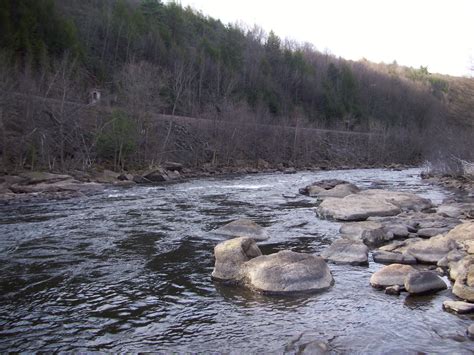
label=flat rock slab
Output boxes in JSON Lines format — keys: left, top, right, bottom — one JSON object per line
{"left": 405, "top": 235, "right": 455, "bottom": 264}
{"left": 243, "top": 250, "right": 334, "bottom": 294}
{"left": 358, "top": 189, "right": 433, "bottom": 212}
{"left": 211, "top": 219, "right": 270, "bottom": 241}
{"left": 317, "top": 194, "right": 401, "bottom": 221}
{"left": 321, "top": 239, "right": 369, "bottom": 265}
{"left": 370, "top": 264, "right": 416, "bottom": 288}
{"left": 443, "top": 300, "right": 474, "bottom": 314}
{"left": 19, "top": 171, "right": 72, "bottom": 184}
{"left": 404, "top": 271, "right": 447, "bottom": 294}
{"left": 317, "top": 187, "right": 432, "bottom": 222}
{"left": 372, "top": 250, "right": 417, "bottom": 265}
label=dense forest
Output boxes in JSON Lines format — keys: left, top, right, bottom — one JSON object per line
{"left": 0, "top": 0, "right": 473, "bottom": 172}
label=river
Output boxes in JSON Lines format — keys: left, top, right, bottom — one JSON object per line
{"left": 0, "top": 168, "right": 473, "bottom": 353}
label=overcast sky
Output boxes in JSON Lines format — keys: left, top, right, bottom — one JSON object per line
{"left": 169, "top": 0, "right": 474, "bottom": 77}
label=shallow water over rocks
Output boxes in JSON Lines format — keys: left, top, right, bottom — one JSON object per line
{"left": 0, "top": 168, "right": 473, "bottom": 353}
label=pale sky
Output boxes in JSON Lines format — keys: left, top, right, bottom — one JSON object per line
{"left": 170, "top": 0, "right": 474, "bottom": 77}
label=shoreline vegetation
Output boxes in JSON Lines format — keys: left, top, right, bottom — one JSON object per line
{"left": 0, "top": 0, "right": 473, "bottom": 176}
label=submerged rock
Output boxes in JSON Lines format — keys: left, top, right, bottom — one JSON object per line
{"left": 300, "top": 340, "right": 330, "bottom": 355}
{"left": 321, "top": 239, "right": 369, "bottom": 266}
{"left": 443, "top": 300, "right": 474, "bottom": 314}
{"left": 211, "top": 219, "right": 270, "bottom": 241}
{"left": 385, "top": 285, "right": 402, "bottom": 295}
{"left": 211, "top": 237, "right": 262, "bottom": 281}
{"left": 370, "top": 264, "right": 416, "bottom": 288}
{"left": 242, "top": 250, "right": 334, "bottom": 294}
{"left": 404, "top": 271, "right": 447, "bottom": 295}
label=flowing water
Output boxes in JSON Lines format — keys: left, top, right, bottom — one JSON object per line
{"left": 0, "top": 168, "right": 473, "bottom": 353}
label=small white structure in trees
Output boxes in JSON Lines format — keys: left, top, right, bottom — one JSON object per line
{"left": 89, "top": 89, "right": 101, "bottom": 104}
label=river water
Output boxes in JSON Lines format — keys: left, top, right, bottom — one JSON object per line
{"left": 0, "top": 168, "right": 473, "bottom": 353}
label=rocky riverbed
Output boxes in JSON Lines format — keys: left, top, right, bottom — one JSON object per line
{"left": 1, "top": 167, "right": 473, "bottom": 353}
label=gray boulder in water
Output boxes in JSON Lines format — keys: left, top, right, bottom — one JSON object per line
{"left": 211, "top": 237, "right": 334, "bottom": 294}
{"left": 211, "top": 237, "right": 262, "bottom": 282}
{"left": 321, "top": 239, "right": 369, "bottom": 266}
{"left": 404, "top": 271, "right": 447, "bottom": 294}
{"left": 372, "top": 250, "right": 417, "bottom": 265}
{"left": 242, "top": 250, "right": 334, "bottom": 294}
{"left": 317, "top": 189, "right": 432, "bottom": 221}
{"left": 339, "top": 221, "right": 390, "bottom": 247}
{"left": 370, "top": 264, "right": 417, "bottom": 288}
{"left": 211, "top": 219, "right": 270, "bottom": 241}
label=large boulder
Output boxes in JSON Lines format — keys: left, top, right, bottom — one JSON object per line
{"left": 452, "top": 265, "right": 474, "bottom": 302}
{"left": 372, "top": 250, "right": 417, "bottom": 265}
{"left": 143, "top": 168, "right": 170, "bottom": 182}
{"left": 405, "top": 235, "right": 456, "bottom": 264}
{"left": 242, "top": 250, "right": 334, "bottom": 294}
{"left": 162, "top": 161, "right": 183, "bottom": 172}
{"left": 449, "top": 255, "right": 474, "bottom": 281}
{"left": 321, "top": 239, "right": 369, "bottom": 266}
{"left": 417, "top": 228, "right": 449, "bottom": 238}
{"left": 445, "top": 221, "right": 474, "bottom": 251}
{"left": 370, "top": 264, "right": 416, "bottom": 288}
{"left": 437, "top": 249, "right": 467, "bottom": 269}
{"left": 339, "top": 221, "right": 390, "bottom": 247}
{"left": 317, "top": 194, "right": 401, "bottom": 221}
{"left": 211, "top": 237, "right": 262, "bottom": 282}
{"left": 211, "top": 219, "right": 270, "bottom": 241}
{"left": 404, "top": 271, "right": 447, "bottom": 294}
{"left": 358, "top": 189, "right": 433, "bottom": 212}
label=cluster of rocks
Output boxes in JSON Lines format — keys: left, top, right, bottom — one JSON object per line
{"left": 210, "top": 179, "right": 474, "bottom": 338}
{"left": 0, "top": 171, "right": 103, "bottom": 202}
{"left": 211, "top": 235, "right": 334, "bottom": 294}
{"left": 0, "top": 163, "right": 188, "bottom": 203}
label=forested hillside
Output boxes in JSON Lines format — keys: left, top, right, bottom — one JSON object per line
{"left": 0, "top": 0, "right": 472, "bottom": 172}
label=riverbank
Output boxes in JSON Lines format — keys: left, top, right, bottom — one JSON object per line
{"left": 421, "top": 173, "right": 474, "bottom": 194}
